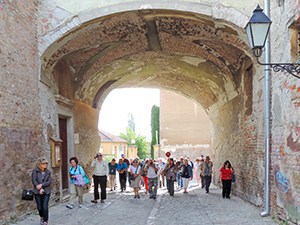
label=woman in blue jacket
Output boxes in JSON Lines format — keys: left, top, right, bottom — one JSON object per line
{"left": 181, "top": 158, "right": 193, "bottom": 194}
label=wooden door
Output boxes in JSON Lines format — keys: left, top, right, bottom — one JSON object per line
{"left": 59, "top": 118, "right": 69, "bottom": 189}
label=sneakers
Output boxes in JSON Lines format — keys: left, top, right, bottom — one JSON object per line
{"left": 66, "top": 204, "right": 74, "bottom": 209}
{"left": 79, "top": 204, "right": 82, "bottom": 208}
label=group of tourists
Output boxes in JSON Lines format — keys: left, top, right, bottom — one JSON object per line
{"left": 30, "top": 154, "right": 235, "bottom": 225}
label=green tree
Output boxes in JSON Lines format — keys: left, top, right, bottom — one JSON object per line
{"left": 120, "top": 127, "right": 135, "bottom": 144}
{"left": 120, "top": 127, "right": 149, "bottom": 159}
{"left": 128, "top": 113, "right": 135, "bottom": 132}
{"left": 135, "top": 135, "right": 149, "bottom": 159}
{"left": 120, "top": 114, "right": 149, "bottom": 159}
{"left": 151, "top": 105, "right": 160, "bottom": 159}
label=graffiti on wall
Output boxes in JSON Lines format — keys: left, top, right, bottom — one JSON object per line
{"left": 274, "top": 165, "right": 299, "bottom": 221}
{"left": 275, "top": 171, "right": 289, "bottom": 193}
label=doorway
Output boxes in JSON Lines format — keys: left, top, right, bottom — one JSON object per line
{"left": 59, "top": 117, "right": 69, "bottom": 189}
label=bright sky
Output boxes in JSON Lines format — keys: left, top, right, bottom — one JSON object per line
{"left": 98, "top": 88, "right": 160, "bottom": 141}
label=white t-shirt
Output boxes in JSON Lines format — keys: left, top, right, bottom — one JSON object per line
{"left": 130, "top": 165, "right": 141, "bottom": 174}
{"left": 147, "top": 165, "right": 159, "bottom": 178}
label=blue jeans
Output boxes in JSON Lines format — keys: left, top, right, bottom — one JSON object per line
{"left": 177, "top": 172, "right": 183, "bottom": 188}
{"left": 34, "top": 194, "right": 50, "bottom": 222}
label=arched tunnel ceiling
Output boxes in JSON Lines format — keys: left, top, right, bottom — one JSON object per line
{"left": 42, "top": 9, "right": 252, "bottom": 109}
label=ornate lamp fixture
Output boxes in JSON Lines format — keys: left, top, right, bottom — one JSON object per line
{"left": 245, "top": 5, "right": 300, "bottom": 78}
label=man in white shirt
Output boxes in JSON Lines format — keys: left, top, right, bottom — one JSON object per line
{"left": 145, "top": 159, "right": 159, "bottom": 199}
{"left": 91, "top": 153, "right": 109, "bottom": 203}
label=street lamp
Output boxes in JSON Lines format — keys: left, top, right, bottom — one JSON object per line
{"left": 245, "top": 5, "right": 300, "bottom": 78}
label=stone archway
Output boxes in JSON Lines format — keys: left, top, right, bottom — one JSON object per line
{"left": 40, "top": 8, "right": 259, "bottom": 206}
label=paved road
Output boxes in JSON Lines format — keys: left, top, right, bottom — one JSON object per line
{"left": 10, "top": 182, "right": 278, "bottom": 225}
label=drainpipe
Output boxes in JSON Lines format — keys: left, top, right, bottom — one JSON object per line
{"left": 261, "top": 0, "right": 271, "bottom": 217}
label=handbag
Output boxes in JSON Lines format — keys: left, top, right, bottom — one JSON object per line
{"left": 232, "top": 173, "right": 236, "bottom": 183}
{"left": 22, "top": 189, "right": 34, "bottom": 201}
{"left": 129, "top": 174, "right": 136, "bottom": 181}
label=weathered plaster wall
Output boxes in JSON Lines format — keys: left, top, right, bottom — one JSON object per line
{"left": 0, "top": 0, "right": 41, "bottom": 221}
{"left": 269, "top": 0, "right": 300, "bottom": 222}
{"left": 209, "top": 68, "right": 266, "bottom": 206}
{"left": 73, "top": 100, "right": 100, "bottom": 176}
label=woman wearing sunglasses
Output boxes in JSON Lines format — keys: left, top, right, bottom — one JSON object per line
{"left": 32, "top": 158, "right": 51, "bottom": 225}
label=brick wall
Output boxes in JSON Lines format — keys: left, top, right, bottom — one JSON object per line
{"left": 0, "top": 0, "right": 41, "bottom": 221}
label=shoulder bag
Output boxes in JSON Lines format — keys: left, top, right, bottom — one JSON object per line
{"left": 78, "top": 165, "right": 90, "bottom": 185}
{"left": 130, "top": 166, "right": 139, "bottom": 181}
{"left": 232, "top": 173, "right": 236, "bottom": 183}
{"left": 22, "top": 189, "right": 34, "bottom": 201}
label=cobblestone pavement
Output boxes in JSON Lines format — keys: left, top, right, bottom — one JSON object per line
{"left": 10, "top": 182, "right": 278, "bottom": 225}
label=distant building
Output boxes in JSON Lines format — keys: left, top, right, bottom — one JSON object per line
{"left": 159, "top": 90, "right": 211, "bottom": 160}
{"left": 99, "top": 130, "right": 128, "bottom": 158}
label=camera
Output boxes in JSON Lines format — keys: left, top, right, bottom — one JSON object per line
{"left": 94, "top": 154, "right": 102, "bottom": 159}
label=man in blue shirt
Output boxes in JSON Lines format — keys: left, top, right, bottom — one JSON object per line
{"left": 117, "top": 158, "right": 128, "bottom": 192}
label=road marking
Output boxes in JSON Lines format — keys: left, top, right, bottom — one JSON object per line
{"left": 146, "top": 195, "right": 162, "bottom": 225}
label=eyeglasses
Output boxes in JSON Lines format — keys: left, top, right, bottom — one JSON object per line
{"left": 42, "top": 162, "right": 48, "bottom": 165}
